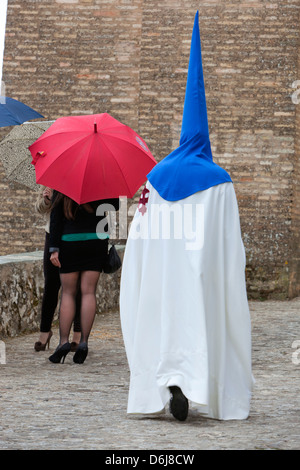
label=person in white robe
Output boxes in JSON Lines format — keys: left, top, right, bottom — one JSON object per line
{"left": 120, "top": 11, "right": 254, "bottom": 421}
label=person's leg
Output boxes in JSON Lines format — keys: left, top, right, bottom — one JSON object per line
{"left": 36, "top": 233, "right": 61, "bottom": 348}
{"left": 58, "top": 271, "right": 80, "bottom": 345}
{"left": 73, "top": 270, "right": 100, "bottom": 364}
{"left": 71, "top": 276, "right": 82, "bottom": 345}
{"left": 79, "top": 270, "right": 100, "bottom": 344}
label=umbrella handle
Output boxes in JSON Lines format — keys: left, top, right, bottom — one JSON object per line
{"left": 31, "top": 150, "right": 46, "bottom": 165}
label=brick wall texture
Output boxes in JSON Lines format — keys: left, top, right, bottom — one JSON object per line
{"left": 0, "top": 0, "right": 299, "bottom": 299}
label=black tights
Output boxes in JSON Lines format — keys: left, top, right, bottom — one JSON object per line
{"left": 40, "top": 233, "right": 81, "bottom": 333}
{"left": 59, "top": 271, "right": 100, "bottom": 345}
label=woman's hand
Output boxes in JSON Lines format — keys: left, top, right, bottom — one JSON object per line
{"left": 50, "top": 251, "right": 61, "bottom": 268}
{"left": 43, "top": 187, "right": 53, "bottom": 204}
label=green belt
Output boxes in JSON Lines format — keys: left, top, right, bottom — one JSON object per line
{"left": 61, "top": 233, "right": 109, "bottom": 241}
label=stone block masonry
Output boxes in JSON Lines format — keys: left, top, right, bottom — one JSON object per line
{"left": 0, "top": 252, "right": 44, "bottom": 337}
{"left": 0, "top": 0, "right": 299, "bottom": 299}
{"left": 0, "top": 249, "right": 123, "bottom": 338}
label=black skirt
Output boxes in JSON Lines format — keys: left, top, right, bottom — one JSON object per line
{"left": 59, "top": 239, "right": 108, "bottom": 274}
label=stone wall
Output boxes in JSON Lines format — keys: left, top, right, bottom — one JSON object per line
{"left": 0, "top": 249, "right": 123, "bottom": 338}
{"left": 289, "top": 18, "right": 300, "bottom": 298}
{"left": 0, "top": 1, "right": 299, "bottom": 298}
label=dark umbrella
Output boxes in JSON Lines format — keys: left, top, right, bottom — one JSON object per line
{"left": 0, "top": 96, "right": 43, "bottom": 127}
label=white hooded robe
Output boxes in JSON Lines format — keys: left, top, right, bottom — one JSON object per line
{"left": 120, "top": 180, "right": 253, "bottom": 420}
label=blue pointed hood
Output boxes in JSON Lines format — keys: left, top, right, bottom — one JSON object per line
{"left": 180, "top": 10, "right": 210, "bottom": 147}
{"left": 148, "top": 11, "right": 231, "bottom": 201}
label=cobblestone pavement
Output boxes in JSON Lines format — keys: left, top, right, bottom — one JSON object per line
{"left": 0, "top": 299, "right": 299, "bottom": 451}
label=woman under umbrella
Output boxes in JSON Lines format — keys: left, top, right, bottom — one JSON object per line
{"left": 29, "top": 112, "right": 156, "bottom": 364}
{"left": 48, "top": 192, "right": 119, "bottom": 364}
{"left": 34, "top": 186, "right": 81, "bottom": 353}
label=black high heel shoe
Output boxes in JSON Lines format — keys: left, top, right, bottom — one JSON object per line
{"left": 49, "top": 342, "right": 71, "bottom": 364}
{"left": 73, "top": 342, "right": 88, "bottom": 364}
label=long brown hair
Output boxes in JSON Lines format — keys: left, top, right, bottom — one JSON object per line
{"left": 63, "top": 196, "right": 76, "bottom": 220}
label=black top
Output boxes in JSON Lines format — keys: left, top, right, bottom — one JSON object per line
{"left": 49, "top": 192, "right": 120, "bottom": 252}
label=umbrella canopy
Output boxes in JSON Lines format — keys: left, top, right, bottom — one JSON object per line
{"left": 0, "top": 120, "right": 54, "bottom": 190}
{"left": 0, "top": 96, "right": 44, "bottom": 128}
{"left": 29, "top": 113, "right": 157, "bottom": 204}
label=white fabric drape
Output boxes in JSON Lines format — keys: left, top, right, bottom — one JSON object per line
{"left": 0, "top": 0, "right": 8, "bottom": 95}
{"left": 120, "top": 181, "right": 253, "bottom": 420}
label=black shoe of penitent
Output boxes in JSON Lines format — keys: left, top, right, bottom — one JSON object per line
{"left": 169, "top": 386, "right": 189, "bottom": 421}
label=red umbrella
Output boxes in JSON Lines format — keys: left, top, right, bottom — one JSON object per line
{"left": 29, "top": 113, "right": 156, "bottom": 204}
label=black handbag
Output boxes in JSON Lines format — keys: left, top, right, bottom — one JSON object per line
{"left": 103, "top": 244, "right": 122, "bottom": 274}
